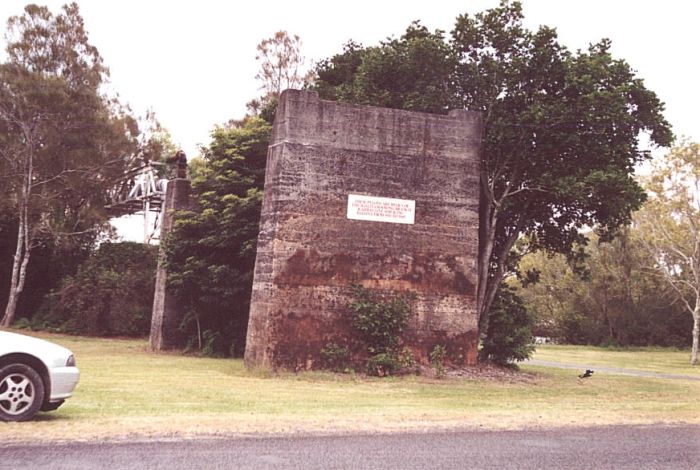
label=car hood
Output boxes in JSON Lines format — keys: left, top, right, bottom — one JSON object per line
{"left": 0, "top": 331, "right": 74, "bottom": 367}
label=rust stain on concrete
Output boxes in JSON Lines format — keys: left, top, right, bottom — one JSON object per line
{"left": 245, "top": 90, "right": 481, "bottom": 370}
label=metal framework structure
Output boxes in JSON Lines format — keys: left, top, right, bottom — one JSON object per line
{"left": 106, "top": 162, "right": 169, "bottom": 243}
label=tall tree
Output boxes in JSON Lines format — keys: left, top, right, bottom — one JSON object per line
{"left": 248, "top": 31, "right": 310, "bottom": 120}
{"left": 164, "top": 116, "right": 271, "bottom": 355}
{"left": 517, "top": 232, "right": 690, "bottom": 347}
{"left": 255, "top": 31, "right": 307, "bottom": 97}
{"left": 37, "top": 242, "right": 157, "bottom": 337}
{"left": 0, "top": 4, "right": 138, "bottom": 327}
{"left": 315, "top": 24, "right": 456, "bottom": 114}
{"left": 314, "top": 0, "right": 672, "bottom": 343}
{"left": 636, "top": 142, "right": 700, "bottom": 364}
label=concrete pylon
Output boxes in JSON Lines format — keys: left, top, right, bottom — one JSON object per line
{"left": 244, "top": 90, "right": 482, "bottom": 370}
{"left": 150, "top": 177, "right": 191, "bottom": 350}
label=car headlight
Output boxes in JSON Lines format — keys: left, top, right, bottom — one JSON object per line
{"left": 66, "top": 355, "right": 76, "bottom": 367}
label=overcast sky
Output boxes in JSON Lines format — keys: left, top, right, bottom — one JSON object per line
{"left": 1, "top": 1, "right": 697, "bottom": 241}
{"left": 1, "top": 0, "right": 698, "bottom": 158}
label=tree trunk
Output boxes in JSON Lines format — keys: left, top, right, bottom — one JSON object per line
{"left": 477, "top": 210, "right": 496, "bottom": 330}
{"left": 2, "top": 287, "right": 20, "bottom": 328}
{"left": 691, "top": 302, "right": 699, "bottom": 366}
{"left": 477, "top": 169, "right": 498, "bottom": 335}
{"left": 479, "top": 228, "right": 520, "bottom": 338}
{"left": 1, "top": 212, "right": 30, "bottom": 328}
{"left": 2, "top": 145, "right": 33, "bottom": 328}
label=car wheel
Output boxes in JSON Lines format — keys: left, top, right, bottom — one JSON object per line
{"left": 0, "top": 363, "right": 45, "bottom": 422}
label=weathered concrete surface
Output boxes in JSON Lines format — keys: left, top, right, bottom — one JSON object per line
{"left": 245, "top": 90, "right": 481, "bottom": 370}
{"left": 150, "top": 178, "right": 191, "bottom": 350}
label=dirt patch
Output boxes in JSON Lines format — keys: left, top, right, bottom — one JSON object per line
{"left": 417, "top": 363, "right": 538, "bottom": 383}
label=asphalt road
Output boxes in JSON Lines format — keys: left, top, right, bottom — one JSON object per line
{"left": 2, "top": 425, "right": 698, "bottom": 469}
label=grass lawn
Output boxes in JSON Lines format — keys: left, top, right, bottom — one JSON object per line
{"left": 531, "top": 344, "right": 700, "bottom": 377}
{"left": 1, "top": 331, "right": 698, "bottom": 442}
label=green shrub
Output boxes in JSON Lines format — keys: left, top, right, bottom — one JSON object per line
{"left": 429, "top": 344, "right": 447, "bottom": 378}
{"left": 397, "top": 347, "right": 418, "bottom": 373}
{"left": 347, "top": 284, "right": 412, "bottom": 355}
{"left": 346, "top": 284, "right": 414, "bottom": 376}
{"left": 11, "top": 317, "right": 32, "bottom": 330}
{"left": 365, "top": 353, "right": 401, "bottom": 377}
{"left": 201, "top": 330, "right": 225, "bottom": 357}
{"left": 164, "top": 117, "right": 271, "bottom": 357}
{"left": 33, "top": 242, "right": 157, "bottom": 337}
{"left": 320, "top": 342, "right": 351, "bottom": 372}
{"left": 479, "top": 285, "right": 535, "bottom": 365}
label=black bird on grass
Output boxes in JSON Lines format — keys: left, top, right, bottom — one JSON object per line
{"left": 578, "top": 369, "right": 594, "bottom": 379}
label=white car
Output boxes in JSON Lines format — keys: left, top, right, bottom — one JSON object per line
{"left": 0, "top": 331, "right": 80, "bottom": 422}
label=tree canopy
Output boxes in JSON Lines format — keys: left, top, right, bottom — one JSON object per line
{"left": 517, "top": 231, "right": 691, "bottom": 347}
{"left": 31, "top": 242, "right": 157, "bottom": 337}
{"left": 636, "top": 142, "right": 700, "bottom": 364}
{"left": 0, "top": 3, "right": 139, "bottom": 326}
{"left": 248, "top": 31, "right": 310, "bottom": 121}
{"left": 314, "top": 0, "right": 673, "bottom": 341}
{"left": 164, "top": 116, "right": 271, "bottom": 356}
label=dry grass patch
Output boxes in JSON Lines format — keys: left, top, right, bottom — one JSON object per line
{"left": 532, "top": 344, "right": 700, "bottom": 376}
{"left": 1, "top": 331, "right": 698, "bottom": 443}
